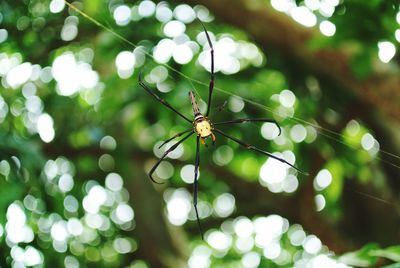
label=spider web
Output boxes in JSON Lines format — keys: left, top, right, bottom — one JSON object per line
{"left": 64, "top": 0, "right": 400, "bottom": 208}
{"left": 64, "top": 1, "right": 400, "bottom": 208}
{"left": 65, "top": 0, "right": 400, "bottom": 170}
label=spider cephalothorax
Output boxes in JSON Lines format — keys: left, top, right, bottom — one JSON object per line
{"left": 189, "top": 91, "right": 216, "bottom": 145}
{"left": 139, "top": 22, "right": 306, "bottom": 239}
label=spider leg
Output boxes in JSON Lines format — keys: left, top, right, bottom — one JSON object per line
{"left": 214, "top": 118, "right": 282, "bottom": 136}
{"left": 214, "top": 129, "right": 308, "bottom": 175}
{"left": 149, "top": 131, "right": 194, "bottom": 184}
{"left": 158, "top": 127, "right": 194, "bottom": 149}
{"left": 193, "top": 135, "right": 204, "bottom": 239}
{"left": 139, "top": 74, "right": 192, "bottom": 123}
{"left": 211, "top": 133, "right": 216, "bottom": 145}
{"left": 200, "top": 138, "right": 205, "bottom": 145}
{"left": 200, "top": 22, "right": 215, "bottom": 117}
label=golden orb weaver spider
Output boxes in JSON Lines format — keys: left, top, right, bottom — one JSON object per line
{"left": 139, "top": 22, "right": 306, "bottom": 239}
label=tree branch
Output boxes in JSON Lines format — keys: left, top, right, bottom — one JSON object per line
{"left": 119, "top": 156, "right": 189, "bottom": 268}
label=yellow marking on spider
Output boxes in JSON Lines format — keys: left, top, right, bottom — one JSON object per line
{"left": 195, "top": 120, "right": 213, "bottom": 138}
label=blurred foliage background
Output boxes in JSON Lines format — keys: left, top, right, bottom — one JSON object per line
{"left": 0, "top": 0, "right": 400, "bottom": 267}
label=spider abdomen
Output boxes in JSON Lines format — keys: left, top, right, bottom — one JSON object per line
{"left": 194, "top": 119, "right": 213, "bottom": 138}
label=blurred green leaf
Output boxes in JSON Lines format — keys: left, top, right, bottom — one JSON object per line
{"left": 324, "top": 160, "right": 344, "bottom": 203}
{"left": 350, "top": 49, "right": 374, "bottom": 80}
{"left": 370, "top": 246, "right": 400, "bottom": 262}
{"left": 0, "top": 182, "right": 24, "bottom": 223}
{"left": 339, "top": 243, "right": 380, "bottom": 267}
{"left": 382, "top": 263, "right": 400, "bottom": 268}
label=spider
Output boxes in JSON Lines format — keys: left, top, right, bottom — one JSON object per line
{"left": 139, "top": 23, "right": 305, "bottom": 239}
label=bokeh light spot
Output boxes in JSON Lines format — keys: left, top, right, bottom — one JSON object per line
{"left": 164, "top": 20, "right": 186, "bottom": 38}
{"left": 173, "top": 44, "right": 193, "bottom": 64}
{"left": 138, "top": 0, "right": 156, "bottom": 17}
{"left": 206, "top": 231, "right": 232, "bottom": 251}
{"left": 228, "top": 96, "right": 244, "bottom": 113}
{"left": 6, "top": 62, "right": 32, "bottom": 89}
{"left": 116, "top": 203, "right": 135, "bottom": 223}
{"left": 212, "top": 145, "right": 234, "bottom": 166}
{"left": 113, "top": 5, "right": 132, "bottom": 26}
{"left": 378, "top": 41, "right": 396, "bottom": 63}
{"left": 291, "top": 7, "right": 317, "bottom": 27}
{"left": 166, "top": 189, "right": 191, "bottom": 225}
{"left": 105, "top": 173, "right": 124, "bottom": 192}
{"left": 234, "top": 217, "right": 253, "bottom": 238}
{"left": 261, "top": 122, "right": 280, "bottom": 140}
{"left": 213, "top": 193, "right": 235, "bottom": 218}
{"left": 315, "top": 194, "right": 326, "bottom": 211}
{"left": 303, "top": 235, "right": 322, "bottom": 254}
{"left": 320, "top": 20, "right": 336, "bottom": 36}
{"left": 361, "top": 133, "right": 374, "bottom": 151}
{"left": 279, "top": 89, "right": 296, "bottom": 108}
{"left": 37, "top": 113, "right": 55, "bottom": 143}
{"left": 174, "top": 4, "right": 196, "bottom": 23}
{"left": 49, "top": 0, "right": 65, "bottom": 13}
{"left": 0, "top": 29, "right": 8, "bottom": 43}
{"left": 180, "top": 164, "right": 199, "bottom": 183}
{"left": 100, "top": 136, "right": 117, "bottom": 150}
{"left": 58, "top": 173, "right": 74, "bottom": 192}
{"left": 156, "top": 5, "right": 173, "bottom": 22}
{"left": 290, "top": 124, "right": 307, "bottom": 143}
{"left": 314, "top": 169, "right": 332, "bottom": 190}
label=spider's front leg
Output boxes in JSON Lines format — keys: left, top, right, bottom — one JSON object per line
{"left": 139, "top": 74, "right": 192, "bottom": 123}
{"left": 200, "top": 22, "right": 215, "bottom": 117}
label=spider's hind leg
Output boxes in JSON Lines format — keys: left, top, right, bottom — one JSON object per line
{"left": 214, "top": 129, "right": 308, "bottom": 175}
{"left": 158, "top": 128, "right": 193, "bottom": 149}
{"left": 193, "top": 135, "right": 204, "bottom": 239}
